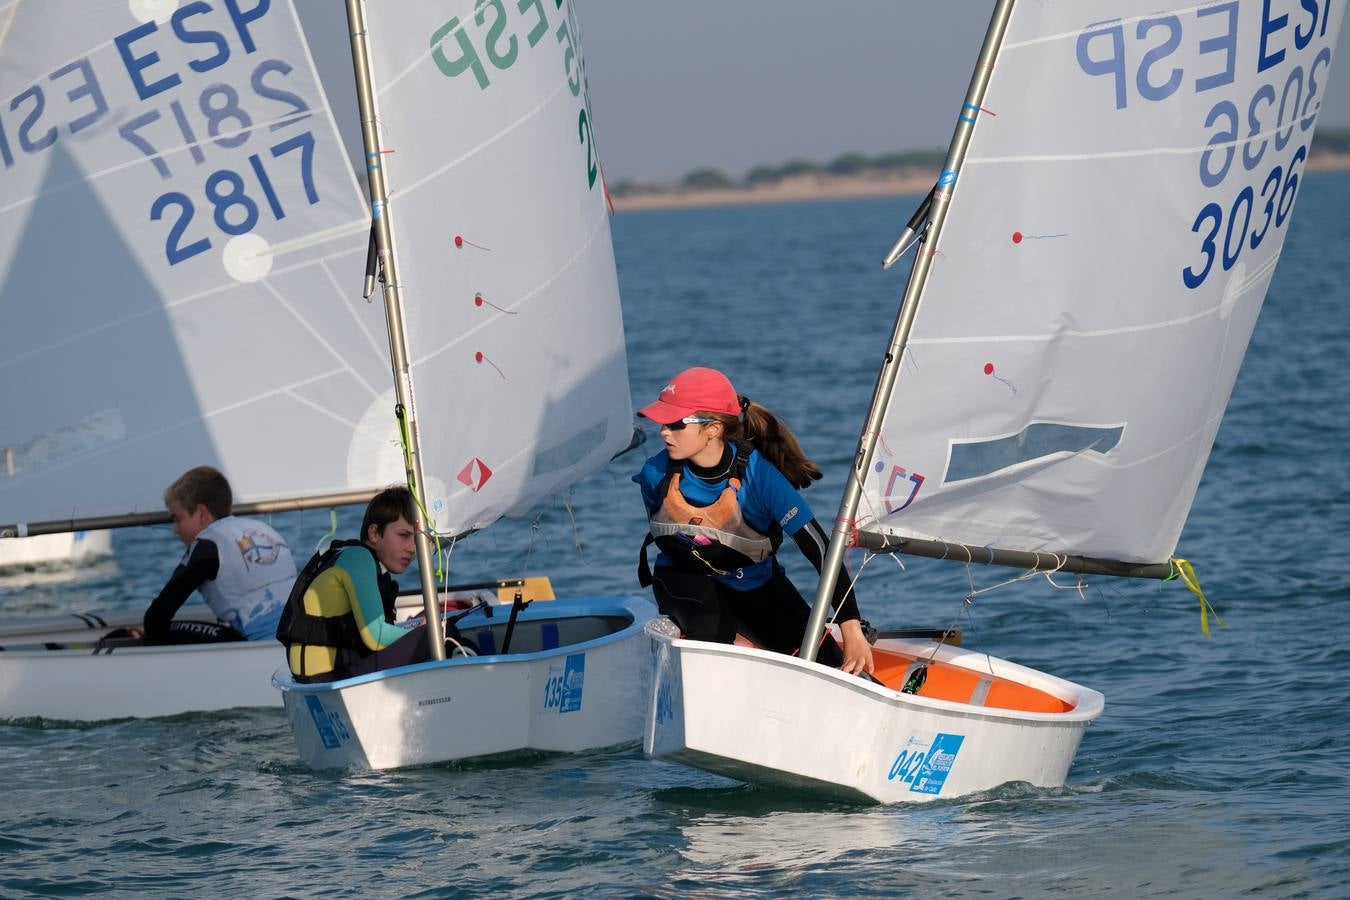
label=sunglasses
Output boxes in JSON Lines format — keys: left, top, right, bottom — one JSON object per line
{"left": 661, "top": 416, "right": 716, "bottom": 431}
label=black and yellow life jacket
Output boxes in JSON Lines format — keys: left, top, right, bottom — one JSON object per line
{"left": 638, "top": 444, "right": 782, "bottom": 585}
{"left": 274, "top": 540, "right": 397, "bottom": 653}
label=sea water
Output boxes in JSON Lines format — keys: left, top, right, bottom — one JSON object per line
{"left": 2, "top": 173, "right": 1348, "bottom": 897}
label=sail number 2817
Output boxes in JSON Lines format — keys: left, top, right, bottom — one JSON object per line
{"left": 152, "top": 131, "right": 317, "bottom": 265}
{"left": 124, "top": 56, "right": 322, "bottom": 267}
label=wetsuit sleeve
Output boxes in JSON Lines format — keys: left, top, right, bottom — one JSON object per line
{"left": 791, "top": 518, "right": 862, "bottom": 622}
{"left": 333, "top": 548, "right": 415, "bottom": 651}
{"left": 632, "top": 452, "right": 669, "bottom": 513}
{"left": 144, "top": 539, "right": 220, "bottom": 640}
{"left": 743, "top": 452, "right": 812, "bottom": 536}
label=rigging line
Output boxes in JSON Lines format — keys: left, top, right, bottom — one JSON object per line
{"left": 376, "top": 12, "right": 579, "bottom": 100}
{"left": 1112, "top": 405, "right": 1226, "bottom": 473}
{"left": 966, "top": 121, "right": 1321, "bottom": 166}
{"left": 823, "top": 547, "right": 873, "bottom": 634}
{"left": 0, "top": 107, "right": 341, "bottom": 219}
{"left": 523, "top": 512, "right": 548, "bottom": 571}
{"left": 181, "top": 365, "right": 350, "bottom": 421}
{"left": 260, "top": 280, "right": 381, "bottom": 398}
{"left": 278, "top": 0, "right": 368, "bottom": 206}
{"left": 909, "top": 267, "right": 1279, "bottom": 346}
{"left": 438, "top": 533, "right": 460, "bottom": 600}
{"left": 918, "top": 555, "right": 1069, "bottom": 670}
{"left": 0, "top": 0, "right": 20, "bottom": 56}
{"left": 383, "top": 76, "right": 570, "bottom": 201}
{"left": 1001, "top": 3, "right": 1261, "bottom": 52}
{"left": 409, "top": 201, "right": 610, "bottom": 367}
{"left": 282, "top": 389, "right": 359, "bottom": 430}
{"left": 319, "top": 258, "right": 391, "bottom": 369}
{"left": 922, "top": 580, "right": 980, "bottom": 669}
{"left": 561, "top": 490, "right": 587, "bottom": 563}
{"left": 0, "top": 364, "right": 351, "bottom": 490}
{"left": 0, "top": 241, "right": 369, "bottom": 375}
{"left": 968, "top": 558, "right": 1055, "bottom": 599}
{"left": 257, "top": 218, "right": 371, "bottom": 263}
{"left": 377, "top": 15, "right": 473, "bottom": 96}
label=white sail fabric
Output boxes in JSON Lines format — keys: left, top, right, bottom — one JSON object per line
{"left": 860, "top": 1, "right": 1342, "bottom": 563}
{"left": 362, "top": 0, "right": 631, "bottom": 535}
{"left": 0, "top": 2, "right": 392, "bottom": 526}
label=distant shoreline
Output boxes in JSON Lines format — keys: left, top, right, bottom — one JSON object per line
{"left": 611, "top": 152, "right": 1350, "bottom": 214}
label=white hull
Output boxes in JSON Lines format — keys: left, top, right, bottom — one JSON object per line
{"left": 0, "top": 531, "right": 113, "bottom": 571}
{"left": 0, "top": 591, "right": 540, "bottom": 722}
{"left": 277, "top": 596, "right": 656, "bottom": 770}
{"left": 645, "top": 619, "right": 1104, "bottom": 803}
{"left": 0, "top": 610, "right": 282, "bottom": 720}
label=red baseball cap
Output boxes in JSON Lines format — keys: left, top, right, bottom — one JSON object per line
{"left": 637, "top": 367, "right": 740, "bottom": 423}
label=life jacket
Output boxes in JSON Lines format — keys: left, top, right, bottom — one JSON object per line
{"left": 638, "top": 444, "right": 782, "bottom": 586}
{"left": 274, "top": 540, "right": 397, "bottom": 653}
{"left": 194, "top": 516, "right": 295, "bottom": 640}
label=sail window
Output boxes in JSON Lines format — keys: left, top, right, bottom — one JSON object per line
{"left": 532, "top": 421, "right": 608, "bottom": 476}
{"left": 3, "top": 409, "right": 127, "bottom": 476}
{"left": 944, "top": 423, "right": 1123, "bottom": 484}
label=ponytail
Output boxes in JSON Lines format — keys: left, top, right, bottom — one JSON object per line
{"left": 704, "top": 399, "right": 821, "bottom": 489}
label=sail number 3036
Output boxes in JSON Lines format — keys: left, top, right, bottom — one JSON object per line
{"left": 1182, "top": 143, "right": 1304, "bottom": 289}
{"left": 1179, "top": 45, "right": 1331, "bottom": 289}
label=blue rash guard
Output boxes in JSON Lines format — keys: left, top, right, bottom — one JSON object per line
{"left": 633, "top": 443, "right": 809, "bottom": 590}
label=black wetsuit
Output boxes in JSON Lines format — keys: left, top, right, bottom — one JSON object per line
{"left": 143, "top": 540, "right": 243, "bottom": 644}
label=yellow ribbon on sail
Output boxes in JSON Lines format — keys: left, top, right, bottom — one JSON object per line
{"left": 1169, "top": 558, "right": 1227, "bottom": 637}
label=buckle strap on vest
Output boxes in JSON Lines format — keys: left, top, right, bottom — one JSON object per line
{"left": 639, "top": 443, "right": 768, "bottom": 585}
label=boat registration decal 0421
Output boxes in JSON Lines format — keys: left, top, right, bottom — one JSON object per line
{"left": 888, "top": 732, "right": 965, "bottom": 795}
{"left": 543, "top": 653, "right": 585, "bottom": 713}
{"left": 305, "top": 696, "right": 351, "bottom": 750}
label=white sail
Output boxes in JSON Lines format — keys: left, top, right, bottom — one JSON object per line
{"left": 858, "top": 1, "right": 1342, "bottom": 564}
{"left": 359, "top": 0, "right": 631, "bottom": 536}
{"left": 0, "top": 2, "right": 395, "bottom": 528}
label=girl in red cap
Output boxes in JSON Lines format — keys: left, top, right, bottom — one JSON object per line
{"left": 634, "top": 367, "right": 874, "bottom": 675}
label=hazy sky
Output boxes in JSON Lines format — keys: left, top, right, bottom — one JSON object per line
{"left": 572, "top": 1, "right": 1350, "bottom": 183}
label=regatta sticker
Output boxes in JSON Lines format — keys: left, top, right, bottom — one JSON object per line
{"left": 237, "top": 529, "right": 283, "bottom": 568}
{"left": 305, "top": 696, "right": 351, "bottom": 750}
{"left": 883, "top": 466, "right": 924, "bottom": 513}
{"left": 887, "top": 731, "right": 965, "bottom": 795}
{"left": 543, "top": 652, "right": 585, "bottom": 713}
{"left": 457, "top": 457, "right": 493, "bottom": 492}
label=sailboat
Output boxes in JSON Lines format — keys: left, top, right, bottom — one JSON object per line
{"left": 270, "top": 0, "right": 656, "bottom": 770}
{"left": 0, "top": 0, "right": 382, "bottom": 720}
{"left": 646, "top": 0, "right": 1343, "bottom": 802}
{"left": 0, "top": 530, "right": 112, "bottom": 571}
{"left": 0, "top": 0, "right": 651, "bottom": 731}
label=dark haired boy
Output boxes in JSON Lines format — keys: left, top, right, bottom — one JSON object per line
{"left": 277, "top": 486, "right": 447, "bottom": 682}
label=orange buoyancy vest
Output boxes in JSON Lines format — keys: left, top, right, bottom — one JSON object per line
{"left": 639, "top": 445, "right": 781, "bottom": 584}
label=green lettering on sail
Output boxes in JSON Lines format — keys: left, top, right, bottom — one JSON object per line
{"left": 430, "top": 16, "right": 488, "bottom": 88}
